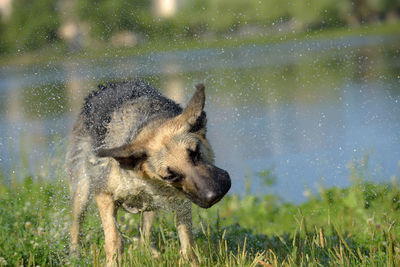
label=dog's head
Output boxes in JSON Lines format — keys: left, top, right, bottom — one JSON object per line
{"left": 97, "top": 84, "right": 231, "bottom": 208}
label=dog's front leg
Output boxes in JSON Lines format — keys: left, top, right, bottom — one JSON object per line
{"left": 176, "top": 203, "right": 198, "bottom": 266}
{"left": 95, "top": 192, "right": 122, "bottom": 266}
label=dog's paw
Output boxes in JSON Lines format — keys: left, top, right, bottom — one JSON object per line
{"left": 149, "top": 246, "right": 160, "bottom": 258}
{"left": 69, "top": 245, "right": 79, "bottom": 257}
{"left": 130, "top": 236, "right": 160, "bottom": 258}
{"left": 180, "top": 248, "right": 199, "bottom": 267}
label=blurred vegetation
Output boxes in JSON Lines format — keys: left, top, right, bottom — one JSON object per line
{"left": 1, "top": 156, "right": 400, "bottom": 265}
{"left": 21, "top": 83, "right": 67, "bottom": 119}
{"left": 1, "top": 0, "right": 60, "bottom": 52}
{"left": 0, "top": 0, "right": 399, "bottom": 56}
{"left": 77, "top": 0, "right": 151, "bottom": 40}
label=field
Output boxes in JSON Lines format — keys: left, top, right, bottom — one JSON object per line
{"left": 0, "top": 155, "right": 399, "bottom": 266}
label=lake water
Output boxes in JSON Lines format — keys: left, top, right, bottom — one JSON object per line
{"left": 0, "top": 34, "right": 399, "bottom": 202}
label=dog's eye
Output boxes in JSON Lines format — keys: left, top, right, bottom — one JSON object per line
{"left": 162, "top": 167, "right": 183, "bottom": 183}
{"left": 188, "top": 143, "right": 201, "bottom": 165}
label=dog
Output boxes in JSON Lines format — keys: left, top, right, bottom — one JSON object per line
{"left": 66, "top": 80, "right": 231, "bottom": 265}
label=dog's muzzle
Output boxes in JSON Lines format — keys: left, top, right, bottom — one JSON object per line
{"left": 184, "top": 165, "right": 231, "bottom": 209}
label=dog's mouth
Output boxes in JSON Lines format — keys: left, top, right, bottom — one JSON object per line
{"left": 182, "top": 190, "right": 226, "bottom": 209}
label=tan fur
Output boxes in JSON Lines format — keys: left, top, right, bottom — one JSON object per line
{"left": 66, "top": 82, "right": 230, "bottom": 266}
{"left": 95, "top": 193, "right": 123, "bottom": 264}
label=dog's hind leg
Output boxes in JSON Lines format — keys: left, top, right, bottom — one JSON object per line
{"left": 70, "top": 178, "right": 91, "bottom": 256}
{"left": 95, "top": 192, "right": 122, "bottom": 265}
{"left": 176, "top": 203, "right": 198, "bottom": 266}
{"left": 140, "top": 211, "right": 159, "bottom": 257}
{"left": 140, "top": 211, "right": 156, "bottom": 242}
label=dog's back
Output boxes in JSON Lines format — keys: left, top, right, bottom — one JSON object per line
{"left": 81, "top": 80, "right": 182, "bottom": 149}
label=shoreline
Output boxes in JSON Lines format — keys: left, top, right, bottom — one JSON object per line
{"left": 1, "top": 21, "right": 399, "bottom": 69}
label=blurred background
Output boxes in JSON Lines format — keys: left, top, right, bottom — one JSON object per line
{"left": 0, "top": 0, "right": 399, "bottom": 53}
{"left": 0, "top": 0, "right": 399, "bottom": 202}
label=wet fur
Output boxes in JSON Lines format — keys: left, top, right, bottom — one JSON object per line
{"left": 82, "top": 80, "right": 182, "bottom": 148}
{"left": 66, "top": 80, "right": 221, "bottom": 265}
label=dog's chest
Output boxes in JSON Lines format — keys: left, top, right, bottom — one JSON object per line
{"left": 109, "top": 168, "right": 185, "bottom": 213}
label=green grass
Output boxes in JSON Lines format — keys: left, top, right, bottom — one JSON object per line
{"left": 0, "top": 156, "right": 400, "bottom": 266}
{"left": 2, "top": 21, "right": 400, "bottom": 68}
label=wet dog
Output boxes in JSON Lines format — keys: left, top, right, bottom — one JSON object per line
{"left": 66, "top": 80, "right": 231, "bottom": 265}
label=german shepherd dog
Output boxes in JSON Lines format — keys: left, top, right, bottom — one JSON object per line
{"left": 66, "top": 80, "right": 231, "bottom": 265}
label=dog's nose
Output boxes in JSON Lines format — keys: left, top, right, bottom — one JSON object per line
{"left": 205, "top": 191, "right": 218, "bottom": 203}
{"left": 204, "top": 190, "right": 227, "bottom": 207}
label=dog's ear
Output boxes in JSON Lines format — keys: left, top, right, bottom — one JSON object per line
{"left": 96, "top": 144, "right": 147, "bottom": 169}
{"left": 175, "top": 83, "right": 206, "bottom": 133}
{"left": 189, "top": 110, "right": 207, "bottom": 136}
